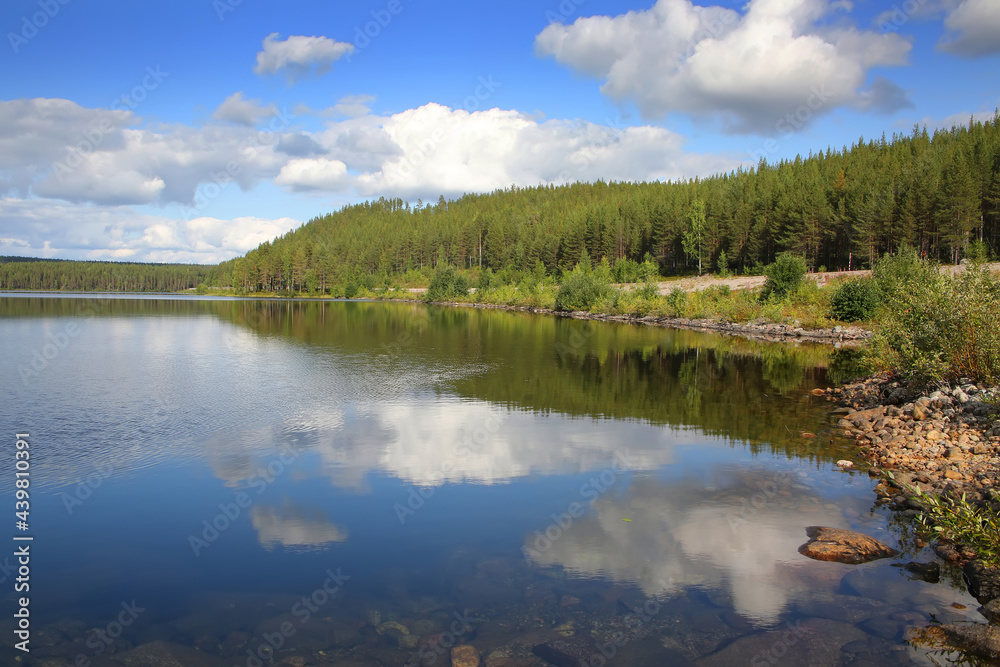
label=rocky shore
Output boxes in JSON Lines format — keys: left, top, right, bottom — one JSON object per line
{"left": 430, "top": 299, "right": 873, "bottom": 345}
{"left": 823, "top": 373, "right": 1000, "bottom": 659}
{"left": 827, "top": 374, "right": 1000, "bottom": 516}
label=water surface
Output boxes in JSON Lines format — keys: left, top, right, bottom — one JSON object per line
{"left": 0, "top": 295, "right": 982, "bottom": 666}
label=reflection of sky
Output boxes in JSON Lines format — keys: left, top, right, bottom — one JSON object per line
{"left": 250, "top": 503, "right": 348, "bottom": 550}
{"left": 521, "top": 465, "right": 970, "bottom": 626}
{"left": 2, "top": 303, "right": 982, "bottom": 634}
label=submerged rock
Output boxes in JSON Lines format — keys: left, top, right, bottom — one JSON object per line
{"left": 696, "top": 618, "right": 866, "bottom": 666}
{"left": 452, "top": 644, "right": 481, "bottom": 667}
{"left": 938, "top": 623, "right": 1000, "bottom": 660}
{"left": 531, "top": 633, "right": 599, "bottom": 667}
{"left": 797, "top": 526, "right": 898, "bottom": 564}
{"left": 115, "top": 640, "right": 226, "bottom": 666}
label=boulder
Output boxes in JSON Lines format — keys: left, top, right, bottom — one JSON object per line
{"left": 798, "top": 527, "right": 898, "bottom": 564}
{"left": 965, "top": 561, "right": 1000, "bottom": 604}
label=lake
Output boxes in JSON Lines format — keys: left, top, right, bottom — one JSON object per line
{"left": 0, "top": 295, "right": 983, "bottom": 666}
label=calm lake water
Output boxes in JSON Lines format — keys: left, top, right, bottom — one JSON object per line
{"left": 0, "top": 295, "right": 984, "bottom": 666}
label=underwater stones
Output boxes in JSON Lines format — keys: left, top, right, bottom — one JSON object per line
{"left": 452, "top": 644, "right": 481, "bottom": 667}
{"left": 695, "top": 618, "right": 866, "bottom": 667}
{"left": 798, "top": 526, "right": 898, "bottom": 564}
{"left": 531, "top": 633, "right": 600, "bottom": 667}
{"left": 115, "top": 640, "right": 227, "bottom": 666}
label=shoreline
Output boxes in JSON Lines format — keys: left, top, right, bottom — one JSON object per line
{"left": 824, "top": 374, "right": 1000, "bottom": 605}
{"left": 422, "top": 299, "right": 873, "bottom": 346}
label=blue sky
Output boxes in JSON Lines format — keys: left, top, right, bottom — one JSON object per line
{"left": 1, "top": 0, "right": 997, "bottom": 263}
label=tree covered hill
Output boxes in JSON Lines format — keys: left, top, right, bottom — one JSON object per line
{"left": 211, "top": 116, "right": 1000, "bottom": 294}
{"left": 2, "top": 116, "right": 998, "bottom": 294}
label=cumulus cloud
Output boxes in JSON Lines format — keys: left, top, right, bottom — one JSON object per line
{"left": 1, "top": 96, "right": 742, "bottom": 259}
{"left": 0, "top": 198, "right": 298, "bottom": 263}
{"left": 275, "top": 157, "right": 350, "bottom": 192}
{"left": 344, "top": 103, "right": 733, "bottom": 199}
{"left": 253, "top": 33, "right": 354, "bottom": 78}
{"left": 535, "top": 0, "right": 912, "bottom": 133}
{"left": 938, "top": 0, "right": 1000, "bottom": 57}
{"left": 212, "top": 91, "right": 279, "bottom": 126}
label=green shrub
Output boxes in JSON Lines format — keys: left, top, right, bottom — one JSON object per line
{"left": 555, "top": 269, "right": 611, "bottom": 312}
{"left": 424, "top": 266, "right": 469, "bottom": 303}
{"left": 343, "top": 281, "right": 359, "bottom": 299}
{"left": 761, "top": 253, "right": 807, "bottom": 301}
{"left": 665, "top": 287, "right": 687, "bottom": 316}
{"left": 868, "top": 262, "right": 1000, "bottom": 382}
{"left": 830, "top": 279, "right": 879, "bottom": 322}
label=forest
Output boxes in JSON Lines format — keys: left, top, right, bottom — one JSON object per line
{"left": 211, "top": 116, "right": 1000, "bottom": 294}
{"left": 0, "top": 256, "right": 211, "bottom": 292}
{"left": 2, "top": 115, "right": 998, "bottom": 294}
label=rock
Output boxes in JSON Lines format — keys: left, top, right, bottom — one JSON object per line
{"left": 559, "top": 595, "right": 581, "bottom": 607}
{"left": 938, "top": 623, "right": 1000, "bottom": 660}
{"left": 965, "top": 561, "right": 1000, "bottom": 604}
{"left": 836, "top": 460, "right": 854, "bottom": 469}
{"left": 695, "top": 618, "right": 867, "bottom": 666}
{"left": 944, "top": 469, "right": 964, "bottom": 480}
{"left": 116, "top": 641, "right": 226, "bottom": 666}
{"left": 532, "top": 633, "right": 599, "bottom": 667}
{"left": 897, "top": 561, "right": 940, "bottom": 583}
{"left": 798, "top": 526, "right": 899, "bottom": 564}
{"left": 981, "top": 598, "right": 1000, "bottom": 624}
{"left": 811, "top": 388, "right": 826, "bottom": 396}
{"left": 452, "top": 644, "right": 481, "bottom": 667}
{"left": 912, "top": 404, "right": 928, "bottom": 421}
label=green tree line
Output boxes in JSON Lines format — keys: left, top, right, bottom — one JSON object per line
{"left": 211, "top": 115, "right": 1000, "bottom": 293}
{"left": 0, "top": 257, "right": 211, "bottom": 292}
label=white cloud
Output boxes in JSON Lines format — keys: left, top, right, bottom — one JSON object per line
{"left": 535, "top": 0, "right": 912, "bottom": 133}
{"left": 347, "top": 103, "right": 735, "bottom": 199}
{"left": 1, "top": 97, "right": 741, "bottom": 260}
{"left": 275, "top": 157, "right": 350, "bottom": 192}
{"left": 254, "top": 33, "right": 354, "bottom": 78}
{"left": 0, "top": 197, "right": 298, "bottom": 263}
{"left": 212, "top": 91, "right": 279, "bottom": 126}
{"left": 938, "top": 0, "right": 1000, "bottom": 57}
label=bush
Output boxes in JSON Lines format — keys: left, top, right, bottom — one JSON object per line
{"left": 555, "top": 269, "right": 611, "bottom": 312}
{"left": 761, "top": 253, "right": 807, "bottom": 300}
{"left": 830, "top": 279, "right": 879, "bottom": 322}
{"left": 665, "top": 287, "right": 687, "bottom": 316}
{"left": 424, "top": 266, "right": 469, "bottom": 303}
{"left": 868, "top": 263, "right": 1000, "bottom": 382}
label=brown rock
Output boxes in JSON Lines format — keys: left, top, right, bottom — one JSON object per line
{"left": 453, "top": 644, "right": 481, "bottom": 667}
{"left": 559, "top": 595, "right": 581, "bottom": 607}
{"left": 798, "top": 526, "right": 898, "bottom": 564}
{"left": 944, "top": 469, "right": 964, "bottom": 480}
{"left": 913, "top": 404, "right": 928, "bottom": 421}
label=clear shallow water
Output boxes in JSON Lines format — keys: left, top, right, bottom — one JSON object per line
{"left": 0, "top": 295, "right": 984, "bottom": 666}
